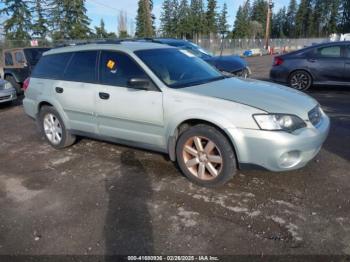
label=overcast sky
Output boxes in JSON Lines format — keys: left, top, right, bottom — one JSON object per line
{"left": 86, "top": 0, "right": 290, "bottom": 34}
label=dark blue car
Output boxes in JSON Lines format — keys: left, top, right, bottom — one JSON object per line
{"left": 146, "top": 38, "right": 251, "bottom": 78}
{"left": 270, "top": 41, "right": 350, "bottom": 91}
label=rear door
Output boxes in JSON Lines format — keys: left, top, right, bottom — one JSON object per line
{"left": 56, "top": 51, "right": 99, "bottom": 133}
{"left": 95, "top": 50, "right": 165, "bottom": 148}
{"left": 345, "top": 45, "right": 350, "bottom": 83}
{"left": 307, "top": 45, "right": 345, "bottom": 83}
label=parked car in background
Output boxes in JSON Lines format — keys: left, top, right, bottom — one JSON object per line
{"left": 270, "top": 41, "right": 350, "bottom": 91}
{"left": 2, "top": 47, "right": 50, "bottom": 94}
{"left": 143, "top": 38, "right": 251, "bottom": 78}
{"left": 0, "top": 79, "right": 16, "bottom": 105}
{"left": 23, "top": 41, "right": 329, "bottom": 187}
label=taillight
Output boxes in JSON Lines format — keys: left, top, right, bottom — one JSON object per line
{"left": 273, "top": 56, "right": 284, "bottom": 66}
{"left": 23, "top": 77, "right": 30, "bottom": 91}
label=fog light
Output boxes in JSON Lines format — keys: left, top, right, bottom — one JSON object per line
{"left": 279, "top": 151, "right": 301, "bottom": 168}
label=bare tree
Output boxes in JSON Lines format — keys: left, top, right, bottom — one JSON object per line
{"left": 117, "top": 10, "right": 128, "bottom": 38}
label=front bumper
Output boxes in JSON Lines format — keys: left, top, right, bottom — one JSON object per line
{"left": 0, "top": 88, "right": 17, "bottom": 103}
{"left": 225, "top": 114, "right": 330, "bottom": 172}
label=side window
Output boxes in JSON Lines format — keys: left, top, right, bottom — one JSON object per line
{"left": 99, "top": 51, "right": 149, "bottom": 87}
{"left": 63, "top": 51, "right": 98, "bottom": 83}
{"left": 346, "top": 46, "right": 350, "bottom": 58}
{"left": 31, "top": 53, "right": 72, "bottom": 79}
{"left": 4, "top": 52, "right": 13, "bottom": 66}
{"left": 15, "top": 51, "right": 25, "bottom": 64}
{"left": 317, "top": 46, "right": 341, "bottom": 58}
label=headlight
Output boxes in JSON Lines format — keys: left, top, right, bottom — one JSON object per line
{"left": 253, "top": 114, "right": 306, "bottom": 132}
{"left": 4, "top": 82, "right": 13, "bottom": 90}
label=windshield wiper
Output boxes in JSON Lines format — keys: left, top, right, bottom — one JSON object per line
{"left": 171, "top": 75, "right": 227, "bottom": 88}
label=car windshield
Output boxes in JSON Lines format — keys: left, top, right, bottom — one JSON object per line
{"left": 135, "top": 48, "right": 224, "bottom": 88}
{"left": 24, "top": 48, "right": 50, "bottom": 65}
{"left": 164, "top": 41, "right": 213, "bottom": 59}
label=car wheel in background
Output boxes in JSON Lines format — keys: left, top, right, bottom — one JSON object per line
{"left": 5, "top": 75, "right": 23, "bottom": 95}
{"left": 288, "top": 70, "right": 312, "bottom": 91}
{"left": 39, "top": 106, "right": 76, "bottom": 149}
{"left": 176, "top": 124, "right": 237, "bottom": 187}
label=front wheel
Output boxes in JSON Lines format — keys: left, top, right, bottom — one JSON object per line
{"left": 176, "top": 124, "right": 237, "bottom": 187}
{"left": 288, "top": 70, "right": 312, "bottom": 91}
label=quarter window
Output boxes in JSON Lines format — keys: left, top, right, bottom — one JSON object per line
{"left": 15, "top": 52, "right": 25, "bottom": 64}
{"left": 31, "top": 53, "right": 73, "bottom": 79}
{"left": 99, "top": 51, "right": 149, "bottom": 87}
{"left": 317, "top": 46, "right": 341, "bottom": 57}
{"left": 4, "top": 52, "right": 13, "bottom": 66}
{"left": 63, "top": 51, "right": 98, "bottom": 83}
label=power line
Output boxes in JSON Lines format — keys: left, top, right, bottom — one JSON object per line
{"left": 87, "top": 0, "right": 136, "bottom": 22}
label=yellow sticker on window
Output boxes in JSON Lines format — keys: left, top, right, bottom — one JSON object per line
{"left": 107, "top": 59, "right": 116, "bottom": 70}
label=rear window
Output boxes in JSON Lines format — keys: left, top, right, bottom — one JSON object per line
{"left": 24, "top": 48, "right": 50, "bottom": 65}
{"left": 32, "top": 53, "right": 72, "bottom": 79}
{"left": 63, "top": 51, "right": 98, "bottom": 83}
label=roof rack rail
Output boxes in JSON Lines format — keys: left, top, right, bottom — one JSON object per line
{"left": 52, "top": 38, "right": 141, "bottom": 48}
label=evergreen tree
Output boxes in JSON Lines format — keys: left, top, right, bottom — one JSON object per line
{"left": 177, "top": 0, "right": 191, "bottom": 38}
{"left": 218, "top": 3, "right": 229, "bottom": 36}
{"left": 340, "top": 0, "right": 350, "bottom": 33}
{"left": 94, "top": 19, "right": 109, "bottom": 39}
{"left": 0, "top": 0, "right": 32, "bottom": 40}
{"left": 251, "top": 0, "right": 267, "bottom": 38}
{"left": 32, "top": 0, "right": 48, "bottom": 39}
{"left": 160, "top": 0, "right": 172, "bottom": 36}
{"left": 48, "top": 0, "right": 91, "bottom": 40}
{"left": 271, "top": 7, "right": 286, "bottom": 38}
{"left": 136, "top": 0, "right": 155, "bottom": 37}
{"left": 295, "top": 0, "right": 312, "bottom": 37}
{"left": 189, "top": 0, "right": 206, "bottom": 40}
{"left": 285, "top": 0, "right": 297, "bottom": 38}
{"left": 233, "top": 1, "right": 251, "bottom": 38}
{"left": 206, "top": 0, "right": 218, "bottom": 37}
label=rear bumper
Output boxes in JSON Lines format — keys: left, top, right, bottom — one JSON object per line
{"left": 226, "top": 114, "right": 330, "bottom": 172}
{"left": 0, "top": 88, "right": 17, "bottom": 103}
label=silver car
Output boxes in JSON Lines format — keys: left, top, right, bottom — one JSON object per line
{"left": 0, "top": 79, "right": 17, "bottom": 104}
{"left": 23, "top": 42, "right": 330, "bottom": 187}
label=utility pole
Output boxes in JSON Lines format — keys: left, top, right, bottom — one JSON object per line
{"left": 264, "top": 0, "right": 273, "bottom": 50}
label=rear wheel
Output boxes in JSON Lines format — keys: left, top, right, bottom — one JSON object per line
{"left": 39, "top": 106, "right": 76, "bottom": 149}
{"left": 5, "top": 75, "right": 22, "bottom": 95}
{"left": 176, "top": 124, "right": 237, "bottom": 187}
{"left": 288, "top": 70, "right": 312, "bottom": 91}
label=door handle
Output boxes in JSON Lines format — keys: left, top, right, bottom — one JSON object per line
{"left": 99, "top": 92, "right": 110, "bottom": 100}
{"left": 307, "top": 58, "right": 317, "bottom": 63}
{"left": 55, "top": 87, "right": 64, "bottom": 93}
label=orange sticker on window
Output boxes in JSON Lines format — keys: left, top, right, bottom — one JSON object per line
{"left": 107, "top": 59, "right": 116, "bottom": 70}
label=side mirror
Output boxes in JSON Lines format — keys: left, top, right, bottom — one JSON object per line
{"left": 127, "top": 78, "right": 150, "bottom": 90}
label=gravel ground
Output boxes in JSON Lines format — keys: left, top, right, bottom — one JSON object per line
{"left": 0, "top": 56, "right": 349, "bottom": 258}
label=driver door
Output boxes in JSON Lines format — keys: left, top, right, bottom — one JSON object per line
{"left": 95, "top": 50, "right": 165, "bottom": 148}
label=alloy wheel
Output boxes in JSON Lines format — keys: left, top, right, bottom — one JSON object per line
{"left": 43, "top": 113, "right": 62, "bottom": 145}
{"left": 290, "top": 72, "right": 310, "bottom": 90}
{"left": 182, "top": 136, "right": 223, "bottom": 181}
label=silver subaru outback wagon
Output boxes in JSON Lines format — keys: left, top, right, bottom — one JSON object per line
{"left": 23, "top": 41, "right": 330, "bottom": 187}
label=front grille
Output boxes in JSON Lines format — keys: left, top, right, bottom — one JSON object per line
{"left": 308, "top": 105, "right": 322, "bottom": 126}
{"left": 0, "top": 95, "right": 10, "bottom": 101}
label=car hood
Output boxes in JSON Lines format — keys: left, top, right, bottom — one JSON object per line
{"left": 205, "top": 55, "right": 247, "bottom": 72}
{"left": 182, "top": 78, "right": 317, "bottom": 119}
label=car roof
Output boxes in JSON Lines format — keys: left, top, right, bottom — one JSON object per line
{"left": 44, "top": 41, "right": 170, "bottom": 56}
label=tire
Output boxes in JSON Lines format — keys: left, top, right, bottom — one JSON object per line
{"left": 288, "top": 70, "right": 312, "bottom": 91}
{"left": 5, "top": 75, "right": 23, "bottom": 95}
{"left": 175, "top": 124, "right": 237, "bottom": 187}
{"left": 39, "top": 106, "right": 76, "bottom": 149}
